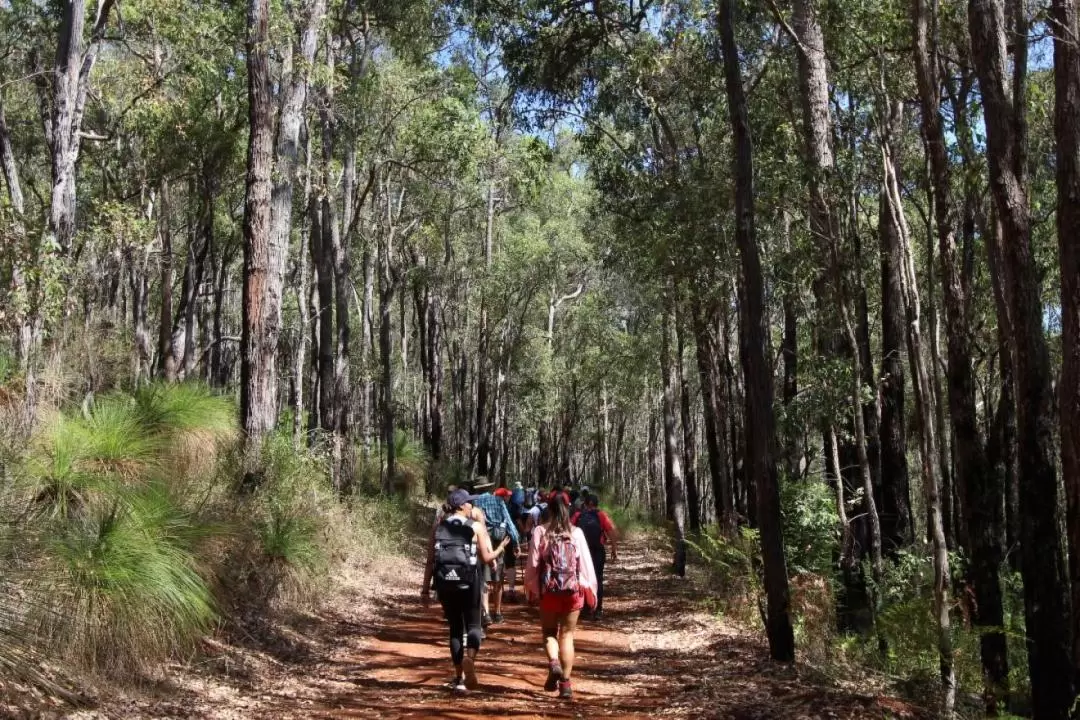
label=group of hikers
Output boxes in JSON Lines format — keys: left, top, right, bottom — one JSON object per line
{"left": 421, "top": 477, "right": 619, "bottom": 700}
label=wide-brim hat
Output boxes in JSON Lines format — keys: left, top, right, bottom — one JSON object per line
{"left": 472, "top": 477, "right": 496, "bottom": 491}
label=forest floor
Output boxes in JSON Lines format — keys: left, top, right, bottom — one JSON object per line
{"left": 47, "top": 534, "right": 932, "bottom": 720}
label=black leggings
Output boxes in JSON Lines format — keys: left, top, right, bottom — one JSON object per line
{"left": 438, "top": 583, "right": 482, "bottom": 666}
{"left": 591, "top": 547, "right": 606, "bottom": 612}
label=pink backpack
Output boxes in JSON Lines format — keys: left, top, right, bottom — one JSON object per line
{"left": 541, "top": 532, "right": 580, "bottom": 596}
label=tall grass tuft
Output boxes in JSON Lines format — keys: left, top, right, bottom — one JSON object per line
{"left": 10, "top": 383, "right": 232, "bottom": 677}
{"left": 392, "top": 429, "right": 429, "bottom": 496}
{"left": 44, "top": 482, "right": 217, "bottom": 673}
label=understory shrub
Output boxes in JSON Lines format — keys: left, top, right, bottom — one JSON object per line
{"left": 0, "top": 381, "right": 417, "bottom": 689}
{"left": 8, "top": 383, "right": 232, "bottom": 675}
{"left": 688, "top": 526, "right": 762, "bottom": 625}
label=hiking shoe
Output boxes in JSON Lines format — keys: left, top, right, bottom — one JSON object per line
{"left": 544, "top": 661, "right": 563, "bottom": 691}
{"left": 492, "top": 612, "right": 504, "bottom": 624}
{"left": 447, "top": 676, "right": 466, "bottom": 692}
{"left": 481, "top": 613, "right": 492, "bottom": 628}
{"left": 462, "top": 654, "right": 479, "bottom": 690}
{"left": 558, "top": 679, "right": 573, "bottom": 699}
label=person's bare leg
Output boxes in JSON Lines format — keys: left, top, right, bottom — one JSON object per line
{"left": 540, "top": 609, "right": 560, "bottom": 661}
{"left": 493, "top": 581, "right": 504, "bottom": 616}
{"left": 558, "top": 610, "right": 580, "bottom": 679}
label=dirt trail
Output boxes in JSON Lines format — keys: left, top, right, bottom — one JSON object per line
{"left": 300, "top": 541, "right": 928, "bottom": 720}
{"left": 315, "top": 547, "right": 672, "bottom": 720}
{"left": 63, "top": 537, "right": 931, "bottom": 720}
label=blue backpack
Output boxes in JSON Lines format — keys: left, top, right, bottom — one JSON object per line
{"left": 509, "top": 487, "right": 526, "bottom": 522}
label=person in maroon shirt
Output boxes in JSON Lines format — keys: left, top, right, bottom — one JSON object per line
{"left": 570, "top": 492, "right": 618, "bottom": 620}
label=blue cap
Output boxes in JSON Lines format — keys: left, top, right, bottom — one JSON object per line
{"left": 447, "top": 488, "right": 478, "bottom": 509}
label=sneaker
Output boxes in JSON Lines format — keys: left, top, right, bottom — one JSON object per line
{"left": 462, "top": 654, "right": 479, "bottom": 690}
{"left": 447, "top": 676, "right": 466, "bottom": 692}
{"left": 481, "top": 613, "right": 492, "bottom": 628}
{"left": 558, "top": 679, "right": 573, "bottom": 699}
{"left": 492, "top": 612, "right": 504, "bottom": 624}
{"left": 544, "top": 661, "right": 563, "bottom": 692}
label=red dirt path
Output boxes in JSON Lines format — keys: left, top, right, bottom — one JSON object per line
{"left": 59, "top": 537, "right": 933, "bottom": 720}
{"left": 302, "top": 543, "right": 930, "bottom": 720}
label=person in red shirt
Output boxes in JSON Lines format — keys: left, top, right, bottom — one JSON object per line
{"left": 570, "top": 492, "right": 617, "bottom": 620}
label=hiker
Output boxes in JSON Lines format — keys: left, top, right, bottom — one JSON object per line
{"left": 506, "top": 483, "right": 528, "bottom": 603}
{"left": 525, "top": 492, "right": 598, "bottom": 700}
{"left": 571, "top": 492, "right": 618, "bottom": 620}
{"left": 572, "top": 485, "right": 589, "bottom": 512}
{"left": 422, "top": 488, "right": 511, "bottom": 692}
{"left": 524, "top": 487, "right": 542, "bottom": 531}
{"left": 494, "top": 486, "right": 521, "bottom": 603}
{"left": 470, "top": 477, "right": 520, "bottom": 626}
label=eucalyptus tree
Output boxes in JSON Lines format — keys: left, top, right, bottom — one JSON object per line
{"left": 969, "top": 1, "right": 1075, "bottom": 715}
{"left": 912, "top": 0, "right": 1007, "bottom": 704}
{"left": 1051, "top": 0, "right": 1080, "bottom": 675}
{"left": 718, "top": 0, "right": 795, "bottom": 662}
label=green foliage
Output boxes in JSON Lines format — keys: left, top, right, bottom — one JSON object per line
{"left": 257, "top": 510, "right": 322, "bottom": 572}
{"left": 133, "top": 382, "right": 237, "bottom": 439}
{"left": 8, "top": 384, "right": 235, "bottom": 674}
{"left": 394, "top": 429, "right": 430, "bottom": 490}
{"left": 47, "top": 482, "right": 216, "bottom": 671}
{"left": 687, "top": 527, "right": 762, "bottom": 624}
{"left": 781, "top": 478, "right": 839, "bottom": 577}
{"left": 246, "top": 431, "right": 333, "bottom": 577}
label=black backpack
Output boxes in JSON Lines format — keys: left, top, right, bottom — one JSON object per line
{"left": 433, "top": 518, "right": 478, "bottom": 590}
{"left": 577, "top": 509, "right": 605, "bottom": 553}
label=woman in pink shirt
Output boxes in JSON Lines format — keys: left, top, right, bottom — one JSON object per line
{"left": 525, "top": 493, "right": 597, "bottom": 700}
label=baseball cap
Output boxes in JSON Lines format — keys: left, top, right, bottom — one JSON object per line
{"left": 447, "top": 488, "right": 479, "bottom": 509}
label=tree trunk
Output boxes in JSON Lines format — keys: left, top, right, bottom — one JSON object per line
{"left": 0, "top": 91, "right": 24, "bottom": 214}
{"left": 180, "top": 175, "right": 213, "bottom": 377}
{"left": 719, "top": 0, "right": 795, "bottom": 662}
{"left": 240, "top": 0, "right": 277, "bottom": 443}
{"left": 780, "top": 211, "right": 803, "bottom": 481}
{"left": 292, "top": 123, "right": 313, "bottom": 448}
{"left": 1052, "top": 0, "right": 1080, "bottom": 675}
{"left": 321, "top": 43, "right": 351, "bottom": 449}
{"left": 877, "top": 104, "right": 912, "bottom": 553}
{"left": 242, "top": 0, "right": 324, "bottom": 446}
{"left": 969, "top": 2, "right": 1076, "bottom": 714}
{"left": 127, "top": 244, "right": 152, "bottom": 385}
{"left": 312, "top": 183, "right": 335, "bottom": 436}
{"left": 157, "top": 181, "right": 177, "bottom": 381}
{"left": 378, "top": 178, "right": 399, "bottom": 492}
{"left": 210, "top": 243, "right": 232, "bottom": 388}
{"left": 693, "top": 294, "right": 733, "bottom": 530}
{"left": 660, "top": 302, "right": 688, "bottom": 577}
{"left": 884, "top": 112, "right": 955, "bottom": 716}
{"left": 913, "top": 0, "right": 1008, "bottom": 701}
{"left": 48, "top": 0, "right": 115, "bottom": 255}
{"left": 676, "top": 304, "right": 701, "bottom": 532}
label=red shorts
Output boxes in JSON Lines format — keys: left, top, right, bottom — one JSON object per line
{"left": 539, "top": 591, "right": 585, "bottom": 615}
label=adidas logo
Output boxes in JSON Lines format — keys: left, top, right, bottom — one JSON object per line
{"left": 445, "top": 569, "right": 460, "bottom": 581}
